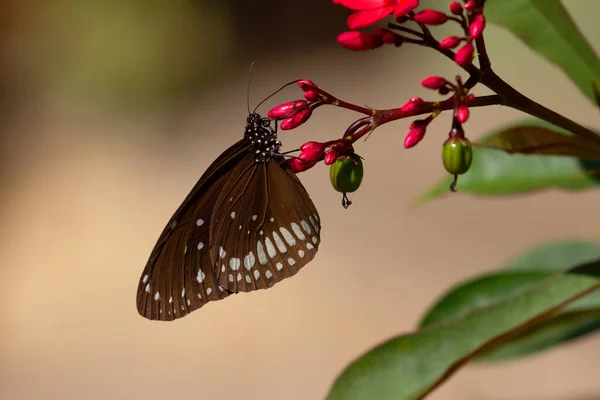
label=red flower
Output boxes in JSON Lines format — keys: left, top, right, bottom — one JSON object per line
{"left": 334, "top": 0, "right": 420, "bottom": 30}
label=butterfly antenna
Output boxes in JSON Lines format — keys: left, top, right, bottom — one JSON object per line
{"left": 253, "top": 79, "right": 301, "bottom": 115}
{"left": 247, "top": 61, "right": 257, "bottom": 115}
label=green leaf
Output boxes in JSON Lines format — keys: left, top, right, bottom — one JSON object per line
{"left": 418, "top": 240, "right": 600, "bottom": 363}
{"left": 505, "top": 239, "right": 600, "bottom": 272}
{"left": 476, "top": 309, "right": 600, "bottom": 362}
{"left": 486, "top": 0, "right": 600, "bottom": 105}
{"left": 416, "top": 119, "right": 600, "bottom": 203}
{"left": 477, "top": 125, "right": 600, "bottom": 161}
{"left": 326, "top": 275, "right": 599, "bottom": 400}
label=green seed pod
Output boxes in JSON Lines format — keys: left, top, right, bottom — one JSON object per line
{"left": 442, "top": 137, "right": 473, "bottom": 175}
{"left": 330, "top": 154, "right": 364, "bottom": 194}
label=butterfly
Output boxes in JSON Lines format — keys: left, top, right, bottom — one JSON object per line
{"left": 136, "top": 105, "right": 321, "bottom": 321}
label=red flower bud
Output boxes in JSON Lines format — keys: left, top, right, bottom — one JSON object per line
{"left": 449, "top": 1, "right": 463, "bottom": 15}
{"left": 439, "top": 36, "right": 461, "bottom": 49}
{"left": 464, "top": 1, "right": 477, "bottom": 11}
{"left": 381, "top": 31, "right": 397, "bottom": 45}
{"left": 298, "top": 141, "right": 326, "bottom": 162}
{"left": 371, "top": 28, "right": 396, "bottom": 46}
{"left": 400, "top": 97, "right": 425, "bottom": 113}
{"left": 297, "top": 80, "right": 316, "bottom": 92}
{"left": 454, "top": 43, "right": 474, "bottom": 67}
{"left": 304, "top": 90, "right": 320, "bottom": 102}
{"left": 324, "top": 150, "right": 339, "bottom": 166}
{"left": 337, "top": 31, "right": 380, "bottom": 51}
{"left": 465, "top": 94, "right": 476, "bottom": 102}
{"left": 267, "top": 100, "right": 308, "bottom": 119}
{"left": 421, "top": 76, "right": 448, "bottom": 90}
{"left": 286, "top": 157, "right": 317, "bottom": 173}
{"left": 469, "top": 15, "right": 486, "bottom": 39}
{"left": 404, "top": 125, "right": 427, "bottom": 149}
{"left": 280, "top": 108, "right": 313, "bottom": 130}
{"left": 413, "top": 10, "right": 448, "bottom": 25}
{"left": 456, "top": 104, "right": 470, "bottom": 123}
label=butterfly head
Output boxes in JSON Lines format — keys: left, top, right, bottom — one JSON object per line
{"left": 245, "top": 112, "right": 281, "bottom": 163}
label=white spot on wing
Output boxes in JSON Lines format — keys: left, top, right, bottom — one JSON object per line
{"left": 154, "top": 291, "right": 160, "bottom": 301}
{"left": 257, "top": 241, "right": 268, "bottom": 265}
{"left": 197, "top": 270, "right": 206, "bottom": 283}
{"left": 291, "top": 223, "right": 306, "bottom": 240}
{"left": 187, "top": 299, "right": 191, "bottom": 306}
{"left": 301, "top": 220, "right": 312, "bottom": 235}
{"left": 244, "top": 252, "right": 256, "bottom": 270}
{"left": 265, "top": 237, "right": 277, "bottom": 258}
{"left": 230, "top": 211, "right": 236, "bottom": 219}
{"left": 197, "top": 241, "right": 204, "bottom": 250}
{"left": 270, "top": 217, "right": 275, "bottom": 222}
{"left": 169, "top": 296, "right": 173, "bottom": 304}
{"left": 265, "top": 270, "right": 273, "bottom": 279}
{"left": 221, "top": 264, "right": 226, "bottom": 273}
{"left": 245, "top": 275, "right": 252, "bottom": 283}
{"left": 287, "top": 257, "right": 296, "bottom": 266}
{"left": 298, "top": 250, "right": 305, "bottom": 258}
{"left": 276, "top": 262, "right": 283, "bottom": 271}
{"left": 229, "top": 274, "right": 234, "bottom": 282}
{"left": 307, "top": 243, "right": 314, "bottom": 250}
{"left": 237, "top": 272, "right": 242, "bottom": 281}
{"left": 272, "top": 231, "right": 288, "bottom": 253}
{"left": 253, "top": 270, "right": 260, "bottom": 280}
{"left": 196, "top": 219, "right": 204, "bottom": 226}
{"left": 181, "top": 288, "right": 186, "bottom": 297}
{"left": 145, "top": 284, "right": 150, "bottom": 293}
{"left": 219, "top": 246, "right": 226, "bottom": 259}
{"left": 279, "top": 227, "right": 296, "bottom": 246}
{"left": 252, "top": 215, "right": 258, "bottom": 221}
{"left": 142, "top": 274, "right": 149, "bottom": 284}
{"left": 312, "top": 236, "right": 318, "bottom": 244}
{"left": 184, "top": 245, "right": 187, "bottom": 254}
{"left": 230, "top": 258, "right": 241, "bottom": 271}
{"left": 206, "top": 287, "right": 212, "bottom": 295}
{"left": 309, "top": 216, "right": 318, "bottom": 230}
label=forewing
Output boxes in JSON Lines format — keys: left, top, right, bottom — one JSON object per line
{"left": 136, "top": 140, "right": 248, "bottom": 321}
{"left": 210, "top": 158, "right": 321, "bottom": 293}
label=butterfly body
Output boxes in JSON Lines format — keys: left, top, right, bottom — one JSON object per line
{"left": 137, "top": 113, "right": 321, "bottom": 321}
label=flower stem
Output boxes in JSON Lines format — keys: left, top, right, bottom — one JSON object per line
{"left": 479, "top": 70, "right": 600, "bottom": 143}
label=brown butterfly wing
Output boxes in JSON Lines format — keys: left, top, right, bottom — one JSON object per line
{"left": 136, "top": 140, "right": 249, "bottom": 321}
{"left": 210, "top": 157, "right": 321, "bottom": 293}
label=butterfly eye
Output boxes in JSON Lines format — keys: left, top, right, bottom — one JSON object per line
{"left": 261, "top": 118, "right": 271, "bottom": 127}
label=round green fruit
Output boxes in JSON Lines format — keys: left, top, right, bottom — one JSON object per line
{"left": 330, "top": 154, "right": 364, "bottom": 193}
{"left": 442, "top": 137, "right": 473, "bottom": 175}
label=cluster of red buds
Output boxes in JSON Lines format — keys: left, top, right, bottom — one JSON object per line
{"left": 335, "top": 0, "right": 487, "bottom": 68}
{"left": 267, "top": 0, "right": 489, "bottom": 205}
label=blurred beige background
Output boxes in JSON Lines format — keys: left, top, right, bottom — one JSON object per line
{"left": 2, "top": 1, "right": 600, "bottom": 399}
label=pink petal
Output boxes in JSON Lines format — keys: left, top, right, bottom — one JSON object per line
{"left": 334, "top": 0, "right": 396, "bottom": 11}
{"left": 393, "top": 0, "right": 419, "bottom": 17}
{"left": 347, "top": 6, "right": 396, "bottom": 30}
